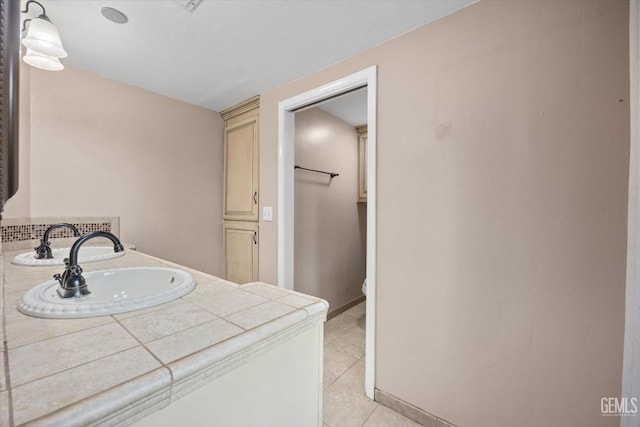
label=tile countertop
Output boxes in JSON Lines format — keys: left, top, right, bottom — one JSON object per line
{"left": 0, "top": 249, "right": 328, "bottom": 426}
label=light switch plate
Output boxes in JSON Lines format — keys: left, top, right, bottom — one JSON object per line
{"left": 263, "top": 206, "right": 273, "bottom": 222}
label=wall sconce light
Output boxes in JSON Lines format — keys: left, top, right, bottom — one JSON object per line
{"left": 22, "top": 47, "right": 63, "bottom": 71}
{"left": 21, "top": 0, "right": 66, "bottom": 71}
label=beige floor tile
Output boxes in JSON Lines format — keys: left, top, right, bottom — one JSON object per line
{"left": 326, "top": 329, "right": 365, "bottom": 360}
{"left": 342, "top": 302, "right": 366, "bottom": 318}
{"left": 340, "top": 326, "right": 366, "bottom": 348}
{"left": 335, "top": 358, "right": 365, "bottom": 393}
{"left": 356, "top": 313, "right": 366, "bottom": 330}
{"left": 324, "top": 372, "right": 336, "bottom": 389}
{"left": 332, "top": 340, "right": 365, "bottom": 360}
{"left": 323, "top": 382, "right": 377, "bottom": 427}
{"left": 324, "top": 300, "right": 420, "bottom": 427}
{"left": 324, "top": 346, "right": 359, "bottom": 386}
{"left": 324, "top": 322, "right": 346, "bottom": 342}
{"left": 326, "top": 312, "right": 357, "bottom": 330}
{"left": 363, "top": 404, "right": 422, "bottom": 427}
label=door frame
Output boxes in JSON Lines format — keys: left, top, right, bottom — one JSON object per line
{"left": 277, "top": 66, "right": 378, "bottom": 399}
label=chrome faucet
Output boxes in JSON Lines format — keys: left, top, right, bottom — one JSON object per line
{"left": 54, "top": 231, "right": 125, "bottom": 298}
{"left": 34, "top": 223, "right": 81, "bottom": 259}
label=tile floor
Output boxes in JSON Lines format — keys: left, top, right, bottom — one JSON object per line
{"left": 323, "top": 301, "right": 421, "bottom": 427}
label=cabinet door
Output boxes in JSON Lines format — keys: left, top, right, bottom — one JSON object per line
{"left": 224, "top": 109, "right": 259, "bottom": 221}
{"left": 224, "top": 220, "right": 258, "bottom": 284}
{"left": 357, "top": 125, "right": 368, "bottom": 202}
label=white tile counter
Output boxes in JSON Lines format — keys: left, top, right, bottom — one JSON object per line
{"left": 0, "top": 250, "right": 327, "bottom": 426}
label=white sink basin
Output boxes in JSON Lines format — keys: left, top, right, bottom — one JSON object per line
{"left": 18, "top": 267, "right": 196, "bottom": 319}
{"left": 12, "top": 246, "right": 126, "bottom": 266}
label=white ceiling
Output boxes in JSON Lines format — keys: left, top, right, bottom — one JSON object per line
{"left": 26, "top": 0, "right": 476, "bottom": 112}
{"left": 316, "top": 87, "right": 368, "bottom": 127}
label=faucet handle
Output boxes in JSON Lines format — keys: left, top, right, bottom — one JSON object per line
{"left": 34, "top": 240, "right": 49, "bottom": 250}
{"left": 69, "top": 265, "right": 83, "bottom": 276}
{"left": 53, "top": 273, "right": 62, "bottom": 285}
{"left": 34, "top": 241, "right": 53, "bottom": 260}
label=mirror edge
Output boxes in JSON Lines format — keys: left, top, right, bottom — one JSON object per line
{"left": 0, "top": 0, "right": 21, "bottom": 218}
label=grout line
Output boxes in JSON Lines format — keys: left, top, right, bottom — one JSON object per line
{"left": 332, "top": 356, "right": 360, "bottom": 385}
{"left": 360, "top": 403, "right": 378, "bottom": 427}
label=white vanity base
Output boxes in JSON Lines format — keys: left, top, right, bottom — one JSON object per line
{"left": 135, "top": 324, "right": 324, "bottom": 427}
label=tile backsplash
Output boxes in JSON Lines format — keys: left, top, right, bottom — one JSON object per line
{"left": 0, "top": 217, "right": 120, "bottom": 252}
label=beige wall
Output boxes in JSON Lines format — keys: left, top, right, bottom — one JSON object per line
{"left": 260, "top": 1, "right": 629, "bottom": 426}
{"left": 294, "top": 107, "right": 366, "bottom": 312}
{"left": 8, "top": 65, "right": 225, "bottom": 276}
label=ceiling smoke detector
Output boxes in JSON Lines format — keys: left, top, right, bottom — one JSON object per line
{"left": 174, "top": 0, "right": 203, "bottom": 11}
{"left": 101, "top": 7, "right": 128, "bottom": 24}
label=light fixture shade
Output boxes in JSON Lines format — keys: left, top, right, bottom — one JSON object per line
{"left": 23, "top": 48, "right": 64, "bottom": 71}
{"left": 22, "top": 17, "right": 67, "bottom": 58}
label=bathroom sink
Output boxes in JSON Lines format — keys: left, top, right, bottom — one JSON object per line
{"left": 12, "top": 246, "right": 126, "bottom": 266}
{"left": 18, "top": 267, "right": 196, "bottom": 318}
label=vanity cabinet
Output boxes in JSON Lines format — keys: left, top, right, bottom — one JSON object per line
{"left": 222, "top": 96, "right": 260, "bottom": 221}
{"left": 223, "top": 220, "right": 258, "bottom": 284}
{"left": 2, "top": 249, "right": 327, "bottom": 426}
{"left": 221, "top": 96, "right": 260, "bottom": 284}
{"left": 357, "top": 125, "right": 368, "bottom": 202}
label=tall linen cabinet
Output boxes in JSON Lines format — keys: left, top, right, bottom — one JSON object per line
{"left": 221, "top": 96, "right": 260, "bottom": 284}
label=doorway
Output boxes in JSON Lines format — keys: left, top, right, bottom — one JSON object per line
{"left": 278, "top": 66, "right": 377, "bottom": 399}
{"left": 293, "top": 87, "right": 367, "bottom": 317}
